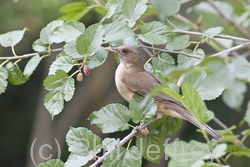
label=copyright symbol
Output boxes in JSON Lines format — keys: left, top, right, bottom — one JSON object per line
{"left": 30, "top": 138, "right": 61, "bottom": 166}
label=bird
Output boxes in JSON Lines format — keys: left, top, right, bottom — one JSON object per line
{"left": 104, "top": 45, "right": 221, "bottom": 140}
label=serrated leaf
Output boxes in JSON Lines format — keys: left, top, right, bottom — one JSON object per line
{"left": 6, "top": 62, "right": 27, "bottom": 85}
{"left": 50, "top": 21, "right": 85, "bottom": 43}
{"left": 129, "top": 94, "right": 157, "bottom": 123}
{"left": 86, "top": 47, "right": 108, "bottom": 69}
{"left": 149, "top": 115, "right": 182, "bottom": 136}
{"left": 122, "top": 0, "right": 148, "bottom": 27}
{"left": 103, "top": 22, "right": 134, "bottom": 42}
{"left": 59, "top": 2, "right": 90, "bottom": 21}
{"left": 64, "top": 41, "right": 84, "bottom": 58}
{"left": 66, "top": 127, "right": 101, "bottom": 156}
{"left": 102, "top": 138, "right": 120, "bottom": 151}
{"left": 76, "top": 24, "right": 104, "bottom": 56}
{"left": 103, "top": 146, "right": 142, "bottom": 167}
{"left": 0, "top": 28, "right": 27, "bottom": 47}
{"left": 165, "top": 35, "right": 190, "bottom": 50}
{"left": 152, "top": 53, "right": 175, "bottom": 76}
{"left": 23, "top": 54, "right": 42, "bottom": 77}
{"left": 37, "top": 159, "right": 64, "bottom": 167}
{"left": 150, "top": 0, "right": 180, "bottom": 21}
{"left": 65, "top": 154, "right": 93, "bottom": 167}
{"left": 43, "top": 70, "right": 75, "bottom": 117}
{"left": 177, "top": 49, "right": 203, "bottom": 68}
{"left": 182, "top": 83, "right": 213, "bottom": 123}
{"left": 0, "top": 67, "right": 8, "bottom": 94}
{"left": 136, "top": 134, "right": 165, "bottom": 163}
{"left": 89, "top": 103, "right": 130, "bottom": 133}
{"left": 184, "top": 71, "right": 224, "bottom": 100}
{"left": 32, "top": 39, "right": 49, "bottom": 52}
{"left": 138, "top": 21, "right": 172, "bottom": 45}
{"left": 40, "top": 20, "right": 64, "bottom": 44}
{"left": 203, "top": 26, "right": 224, "bottom": 39}
{"left": 244, "top": 101, "right": 250, "bottom": 127}
{"left": 49, "top": 54, "right": 74, "bottom": 75}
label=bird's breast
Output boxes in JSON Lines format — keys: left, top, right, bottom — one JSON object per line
{"left": 115, "top": 64, "right": 134, "bottom": 102}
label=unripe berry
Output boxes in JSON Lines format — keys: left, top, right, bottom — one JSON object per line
{"left": 77, "top": 73, "right": 83, "bottom": 82}
{"left": 141, "top": 128, "right": 149, "bottom": 136}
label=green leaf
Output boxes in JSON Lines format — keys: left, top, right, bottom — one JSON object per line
{"left": 89, "top": 103, "right": 130, "bottom": 133}
{"left": 37, "top": 159, "right": 64, "bottom": 167}
{"left": 166, "top": 140, "right": 226, "bottom": 166}
{"left": 165, "top": 35, "right": 190, "bottom": 50}
{"left": 105, "top": 0, "right": 122, "bottom": 18}
{"left": 103, "top": 22, "right": 134, "bottom": 42}
{"left": 129, "top": 94, "right": 157, "bottom": 123}
{"left": 64, "top": 41, "right": 84, "bottom": 58}
{"left": 122, "top": 0, "right": 148, "bottom": 27}
{"left": 222, "top": 80, "right": 247, "bottom": 109}
{"left": 76, "top": 23, "right": 104, "bottom": 56}
{"left": 202, "top": 162, "right": 229, "bottom": 167}
{"left": 177, "top": 48, "right": 204, "bottom": 68}
{"left": 226, "top": 144, "right": 250, "bottom": 157}
{"left": 182, "top": 82, "right": 212, "bottom": 123}
{"left": 102, "top": 138, "right": 120, "bottom": 151}
{"left": 86, "top": 47, "right": 108, "bottom": 69}
{"left": 149, "top": 115, "right": 182, "bottom": 136}
{"left": 49, "top": 53, "right": 74, "bottom": 75}
{"left": 6, "top": 62, "right": 27, "bottom": 85}
{"left": 152, "top": 53, "right": 175, "bottom": 76}
{"left": 50, "top": 21, "right": 85, "bottom": 43}
{"left": 66, "top": 127, "right": 101, "bottom": 156}
{"left": 32, "top": 39, "right": 49, "bottom": 52}
{"left": 43, "top": 70, "right": 75, "bottom": 117}
{"left": 150, "top": 0, "right": 180, "bottom": 21}
{"left": 139, "top": 21, "right": 172, "bottom": 45}
{"left": 244, "top": 101, "right": 250, "bottom": 127}
{"left": 103, "top": 146, "right": 142, "bottom": 167}
{"left": 202, "top": 26, "right": 224, "bottom": 39}
{"left": 0, "top": 67, "right": 8, "bottom": 94}
{"left": 136, "top": 134, "right": 165, "bottom": 163}
{"left": 229, "top": 56, "right": 250, "bottom": 80}
{"left": 65, "top": 154, "right": 93, "bottom": 167}
{"left": 0, "top": 28, "right": 27, "bottom": 47}
{"left": 40, "top": 20, "right": 64, "bottom": 44}
{"left": 184, "top": 71, "right": 224, "bottom": 100}
{"left": 59, "top": 2, "right": 90, "bottom": 21}
{"left": 23, "top": 54, "right": 42, "bottom": 77}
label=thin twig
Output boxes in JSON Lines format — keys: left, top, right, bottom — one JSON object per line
{"left": 206, "top": 0, "right": 250, "bottom": 39}
{"left": 139, "top": 44, "right": 202, "bottom": 59}
{"left": 0, "top": 48, "right": 62, "bottom": 60}
{"left": 211, "top": 41, "right": 250, "bottom": 57}
{"left": 177, "top": 74, "right": 187, "bottom": 87}
{"left": 89, "top": 127, "right": 139, "bottom": 167}
{"left": 172, "top": 29, "right": 250, "bottom": 42}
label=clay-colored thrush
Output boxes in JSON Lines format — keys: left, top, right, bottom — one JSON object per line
{"left": 105, "top": 46, "right": 221, "bottom": 140}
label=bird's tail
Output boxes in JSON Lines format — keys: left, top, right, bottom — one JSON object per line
{"left": 188, "top": 116, "right": 222, "bottom": 141}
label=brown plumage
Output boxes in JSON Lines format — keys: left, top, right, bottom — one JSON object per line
{"left": 105, "top": 46, "right": 221, "bottom": 140}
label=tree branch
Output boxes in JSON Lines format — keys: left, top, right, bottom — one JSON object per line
{"left": 0, "top": 48, "right": 62, "bottom": 60}
{"left": 206, "top": 0, "right": 250, "bottom": 39}
{"left": 211, "top": 41, "right": 250, "bottom": 57}
{"left": 139, "top": 44, "right": 202, "bottom": 59}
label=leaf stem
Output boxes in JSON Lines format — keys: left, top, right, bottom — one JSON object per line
{"left": 0, "top": 60, "right": 9, "bottom": 67}
{"left": 126, "top": 139, "right": 133, "bottom": 150}
{"left": 69, "top": 69, "right": 81, "bottom": 78}
{"left": 11, "top": 46, "right": 18, "bottom": 56}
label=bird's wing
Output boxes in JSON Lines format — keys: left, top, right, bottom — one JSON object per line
{"left": 122, "top": 70, "right": 185, "bottom": 109}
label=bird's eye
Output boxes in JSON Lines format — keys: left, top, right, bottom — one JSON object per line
{"left": 122, "top": 49, "right": 128, "bottom": 53}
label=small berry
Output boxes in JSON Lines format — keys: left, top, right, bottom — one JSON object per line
{"left": 141, "top": 128, "right": 149, "bottom": 136}
{"left": 196, "top": 21, "right": 201, "bottom": 27}
{"left": 77, "top": 73, "right": 83, "bottom": 82}
{"left": 83, "top": 65, "right": 90, "bottom": 76}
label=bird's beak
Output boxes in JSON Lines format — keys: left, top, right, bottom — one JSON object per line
{"left": 104, "top": 47, "right": 117, "bottom": 53}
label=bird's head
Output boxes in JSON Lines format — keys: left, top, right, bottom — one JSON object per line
{"left": 104, "top": 46, "right": 143, "bottom": 69}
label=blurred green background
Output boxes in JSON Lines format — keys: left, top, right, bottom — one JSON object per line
{"left": 0, "top": 0, "right": 249, "bottom": 167}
